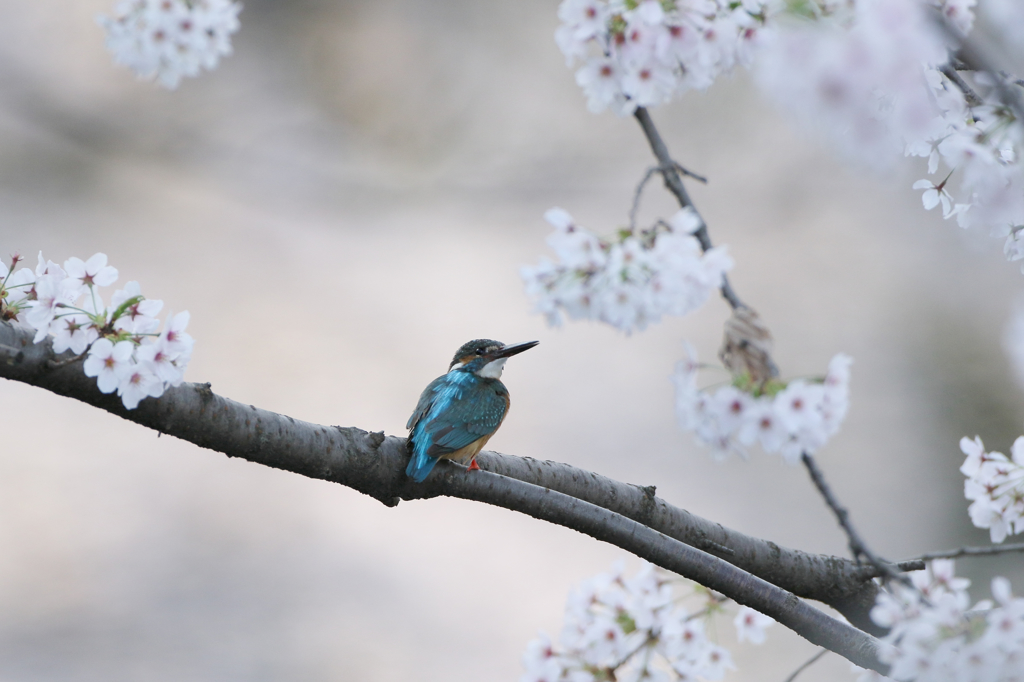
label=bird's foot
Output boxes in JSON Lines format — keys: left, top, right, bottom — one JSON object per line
{"left": 467, "top": 460, "right": 481, "bottom": 472}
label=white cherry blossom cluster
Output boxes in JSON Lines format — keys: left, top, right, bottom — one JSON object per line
{"left": 521, "top": 561, "right": 773, "bottom": 682}
{"left": 521, "top": 207, "right": 732, "bottom": 333}
{"left": 755, "top": 0, "right": 1024, "bottom": 268}
{"left": 673, "top": 345, "right": 851, "bottom": 462}
{"left": 865, "top": 559, "right": 1024, "bottom": 682}
{"left": 0, "top": 252, "right": 193, "bottom": 410}
{"left": 98, "top": 0, "right": 241, "bottom": 89}
{"left": 555, "top": 0, "right": 773, "bottom": 115}
{"left": 959, "top": 435, "right": 1024, "bottom": 544}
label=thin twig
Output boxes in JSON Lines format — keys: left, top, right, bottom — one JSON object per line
{"left": 46, "top": 352, "right": 85, "bottom": 369}
{"left": 909, "top": 541, "right": 1024, "bottom": 562}
{"left": 629, "top": 164, "right": 709, "bottom": 230}
{"left": 783, "top": 649, "right": 829, "bottom": 682}
{"left": 936, "top": 17, "right": 1024, "bottom": 127}
{"left": 853, "top": 559, "right": 926, "bottom": 581}
{"left": 800, "top": 452, "right": 906, "bottom": 585}
{"left": 630, "top": 166, "right": 661, "bottom": 230}
{"left": 999, "top": 71, "right": 1024, "bottom": 90}
{"left": 940, "top": 64, "right": 983, "bottom": 106}
{"left": 674, "top": 162, "right": 708, "bottom": 184}
{"left": 632, "top": 106, "right": 744, "bottom": 310}
{"left": 607, "top": 633, "right": 655, "bottom": 673}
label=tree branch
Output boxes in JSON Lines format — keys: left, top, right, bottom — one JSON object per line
{"left": 938, "top": 18, "right": 1024, "bottom": 127}
{"left": 801, "top": 452, "right": 904, "bottom": 586}
{"left": 909, "top": 542, "right": 1024, "bottom": 561}
{"left": 940, "top": 64, "right": 983, "bottom": 106}
{"left": 484, "top": 454, "right": 887, "bottom": 633}
{"left": 0, "top": 313, "right": 888, "bottom": 630}
{"left": 783, "top": 649, "right": 828, "bottom": 682}
{"left": 632, "top": 106, "right": 744, "bottom": 311}
{"left": 0, "top": 318, "right": 888, "bottom": 672}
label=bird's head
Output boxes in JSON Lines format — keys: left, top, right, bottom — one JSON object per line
{"left": 448, "top": 338, "right": 539, "bottom": 379}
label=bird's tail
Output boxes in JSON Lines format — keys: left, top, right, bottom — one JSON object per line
{"left": 405, "top": 448, "right": 437, "bottom": 483}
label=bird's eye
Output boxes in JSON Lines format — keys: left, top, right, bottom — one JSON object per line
{"left": 477, "top": 347, "right": 488, "bottom": 355}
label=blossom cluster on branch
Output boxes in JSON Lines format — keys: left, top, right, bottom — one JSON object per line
{"left": 754, "top": 0, "right": 1024, "bottom": 268}
{"left": 863, "top": 559, "right": 1024, "bottom": 682}
{"left": 960, "top": 436, "right": 1024, "bottom": 544}
{"left": 555, "top": 0, "right": 771, "bottom": 115}
{"left": 554, "top": 0, "right": 1024, "bottom": 276}
{"left": 0, "top": 252, "right": 193, "bottom": 409}
{"left": 98, "top": 0, "right": 241, "bottom": 89}
{"left": 521, "top": 561, "right": 773, "bottom": 682}
{"left": 672, "top": 346, "right": 851, "bottom": 462}
{"left": 521, "top": 207, "right": 732, "bottom": 333}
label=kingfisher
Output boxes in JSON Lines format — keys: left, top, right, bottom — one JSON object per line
{"left": 405, "top": 338, "right": 539, "bottom": 482}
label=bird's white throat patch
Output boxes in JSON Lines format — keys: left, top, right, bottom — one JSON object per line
{"left": 475, "top": 357, "right": 507, "bottom": 379}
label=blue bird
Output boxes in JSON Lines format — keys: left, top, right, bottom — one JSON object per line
{"left": 406, "top": 338, "right": 539, "bottom": 482}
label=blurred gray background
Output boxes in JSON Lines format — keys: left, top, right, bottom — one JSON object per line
{"left": 1, "top": 1, "right": 1023, "bottom": 680}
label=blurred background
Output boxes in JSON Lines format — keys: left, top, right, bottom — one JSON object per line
{"left": 1, "top": 1, "right": 1023, "bottom": 680}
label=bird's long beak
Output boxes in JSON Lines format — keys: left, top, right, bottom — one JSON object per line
{"left": 491, "top": 340, "right": 539, "bottom": 359}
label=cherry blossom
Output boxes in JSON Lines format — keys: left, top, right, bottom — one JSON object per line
{"left": 522, "top": 207, "right": 732, "bottom": 333}
{"left": 674, "top": 346, "right": 851, "bottom": 462}
{"left": 98, "top": 0, "right": 241, "bottom": 89}
{"left": 866, "top": 560, "right": 1024, "bottom": 682}
{"left": 959, "top": 435, "right": 1024, "bottom": 543}
{"left": 84, "top": 338, "right": 136, "bottom": 394}
{"left": 555, "top": 0, "right": 774, "bottom": 115}
{"left": 733, "top": 606, "right": 774, "bottom": 645}
{"left": 1, "top": 251, "right": 194, "bottom": 410}
{"left": 754, "top": 0, "right": 1024, "bottom": 270}
{"left": 522, "top": 561, "right": 765, "bottom": 682}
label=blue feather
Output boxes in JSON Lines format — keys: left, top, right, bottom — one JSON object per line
{"left": 405, "top": 368, "right": 509, "bottom": 482}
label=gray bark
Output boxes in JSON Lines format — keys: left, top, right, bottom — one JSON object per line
{"left": 0, "top": 318, "right": 888, "bottom": 674}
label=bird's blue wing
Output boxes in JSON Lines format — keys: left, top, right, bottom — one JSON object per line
{"left": 425, "top": 384, "right": 508, "bottom": 455}
{"left": 407, "top": 376, "right": 445, "bottom": 431}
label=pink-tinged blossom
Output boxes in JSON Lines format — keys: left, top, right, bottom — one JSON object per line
{"left": 959, "top": 435, "right": 1024, "bottom": 543}
{"left": 522, "top": 208, "right": 732, "bottom": 333}
{"left": 520, "top": 633, "right": 566, "bottom": 682}
{"left": 755, "top": 0, "right": 948, "bottom": 170}
{"left": 575, "top": 56, "right": 628, "bottom": 114}
{"left": 50, "top": 314, "right": 100, "bottom": 355}
{"left": 673, "top": 346, "right": 852, "bottom": 462}
{"left": 98, "top": 0, "right": 241, "bottom": 89}
{"left": 733, "top": 606, "right": 774, "bottom": 644}
{"left": 0, "top": 263, "right": 35, "bottom": 321}
{"left": 117, "top": 361, "right": 164, "bottom": 410}
{"left": 64, "top": 253, "right": 118, "bottom": 290}
{"left": 753, "top": 0, "right": 1024, "bottom": 270}
{"left": 523, "top": 561, "right": 756, "bottom": 682}
{"left": 136, "top": 336, "right": 185, "bottom": 386}
{"left": 112, "top": 281, "right": 164, "bottom": 335}
{"left": 84, "top": 338, "right": 135, "bottom": 394}
{"left": 555, "top": 0, "right": 774, "bottom": 115}
{"left": 869, "top": 560, "right": 1024, "bottom": 682}
{"left": 4, "top": 251, "right": 195, "bottom": 410}
{"left": 160, "top": 310, "right": 194, "bottom": 357}
{"left": 25, "top": 273, "right": 80, "bottom": 341}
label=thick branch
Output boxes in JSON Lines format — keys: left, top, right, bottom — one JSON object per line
{"left": 0, "top": 319, "right": 888, "bottom": 671}
{"left": 1, "top": 320, "right": 885, "bottom": 629}
{"left": 483, "top": 454, "right": 886, "bottom": 633}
